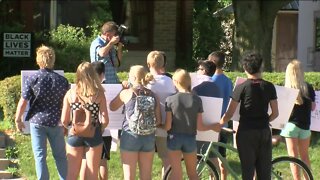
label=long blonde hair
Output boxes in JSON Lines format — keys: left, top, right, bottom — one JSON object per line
{"left": 172, "top": 69, "right": 191, "bottom": 92}
{"left": 285, "top": 60, "right": 308, "bottom": 105}
{"left": 75, "top": 62, "right": 104, "bottom": 97}
{"left": 129, "top": 65, "right": 154, "bottom": 86}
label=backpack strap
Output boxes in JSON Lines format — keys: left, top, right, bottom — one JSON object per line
{"left": 77, "top": 94, "right": 86, "bottom": 104}
{"left": 93, "top": 91, "right": 100, "bottom": 102}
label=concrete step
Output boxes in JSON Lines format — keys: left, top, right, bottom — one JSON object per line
{"left": 0, "top": 170, "right": 13, "bottom": 179}
{"left": 0, "top": 133, "right": 5, "bottom": 148}
{"left": 0, "top": 159, "right": 10, "bottom": 170}
{"left": 0, "top": 148, "right": 6, "bottom": 159}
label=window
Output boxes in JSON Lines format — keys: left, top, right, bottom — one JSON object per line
{"left": 123, "top": 0, "right": 153, "bottom": 50}
{"left": 315, "top": 17, "right": 320, "bottom": 51}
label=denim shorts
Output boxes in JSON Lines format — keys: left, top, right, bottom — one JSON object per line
{"left": 120, "top": 130, "right": 155, "bottom": 152}
{"left": 167, "top": 133, "right": 196, "bottom": 153}
{"left": 67, "top": 127, "right": 103, "bottom": 147}
{"left": 280, "top": 122, "right": 311, "bottom": 139}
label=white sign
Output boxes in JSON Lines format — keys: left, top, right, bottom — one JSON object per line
{"left": 311, "top": 91, "right": 320, "bottom": 132}
{"left": 21, "top": 70, "right": 65, "bottom": 134}
{"left": 190, "top": 72, "right": 213, "bottom": 88}
{"left": 102, "top": 84, "right": 125, "bottom": 130}
{"left": 231, "top": 77, "right": 299, "bottom": 130}
{"left": 196, "top": 96, "right": 223, "bottom": 142}
{"left": 3, "top": 33, "right": 32, "bottom": 57}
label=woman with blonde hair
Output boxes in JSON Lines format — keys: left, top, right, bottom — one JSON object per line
{"left": 61, "top": 62, "right": 109, "bottom": 180}
{"left": 110, "top": 65, "right": 161, "bottom": 180}
{"left": 280, "top": 59, "right": 316, "bottom": 179}
{"left": 163, "top": 69, "right": 221, "bottom": 180}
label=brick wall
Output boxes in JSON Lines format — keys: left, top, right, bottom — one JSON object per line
{"left": 153, "top": 1, "right": 177, "bottom": 51}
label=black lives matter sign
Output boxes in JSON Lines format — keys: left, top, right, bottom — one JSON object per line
{"left": 3, "top": 33, "right": 32, "bottom": 58}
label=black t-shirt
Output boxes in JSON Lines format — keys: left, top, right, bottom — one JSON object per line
{"left": 289, "top": 83, "right": 315, "bottom": 130}
{"left": 192, "top": 81, "right": 222, "bottom": 98}
{"left": 232, "top": 79, "right": 277, "bottom": 130}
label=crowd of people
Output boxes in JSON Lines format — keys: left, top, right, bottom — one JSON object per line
{"left": 14, "top": 21, "right": 316, "bottom": 180}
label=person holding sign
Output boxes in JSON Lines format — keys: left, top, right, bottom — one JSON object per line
{"left": 219, "top": 52, "right": 279, "bottom": 180}
{"left": 280, "top": 60, "right": 316, "bottom": 179}
{"left": 163, "top": 69, "right": 221, "bottom": 180}
{"left": 192, "top": 60, "right": 222, "bottom": 178}
{"left": 61, "top": 62, "right": 109, "bottom": 180}
{"left": 146, "top": 51, "right": 176, "bottom": 178}
{"left": 208, "top": 51, "right": 233, "bottom": 180}
{"left": 110, "top": 65, "right": 161, "bottom": 180}
{"left": 14, "top": 45, "right": 69, "bottom": 180}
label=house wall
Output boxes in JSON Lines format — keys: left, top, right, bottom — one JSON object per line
{"left": 120, "top": 1, "right": 178, "bottom": 72}
{"left": 297, "top": 1, "right": 320, "bottom": 71}
{"left": 274, "top": 12, "right": 298, "bottom": 72}
{"left": 120, "top": 0, "right": 194, "bottom": 72}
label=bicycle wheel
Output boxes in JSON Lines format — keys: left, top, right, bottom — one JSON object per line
{"left": 163, "top": 154, "right": 219, "bottom": 180}
{"left": 271, "top": 156, "right": 313, "bottom": 180}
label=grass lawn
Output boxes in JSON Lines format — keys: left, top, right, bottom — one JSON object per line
{"left": 11, "top": 132, "right": 320, "bottom": 180}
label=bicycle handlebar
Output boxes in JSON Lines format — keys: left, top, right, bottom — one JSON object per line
{"left": 221, "top": 127, "right": 236, "bottom": 134}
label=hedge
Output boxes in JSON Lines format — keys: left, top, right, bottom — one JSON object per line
{"left": 0, "top": 72, "right": 319, "bottom": 123}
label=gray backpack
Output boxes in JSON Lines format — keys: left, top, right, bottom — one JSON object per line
{"left": 127, "top": 88, "right": 156, "bottom": 135}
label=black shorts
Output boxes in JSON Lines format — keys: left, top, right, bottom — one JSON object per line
{"left": 101, "top": 136, "right": 112, "bottom": 160}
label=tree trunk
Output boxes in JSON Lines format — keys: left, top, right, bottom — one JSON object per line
{"left": 231, "top": 0, "right": 291, "bottom": 72}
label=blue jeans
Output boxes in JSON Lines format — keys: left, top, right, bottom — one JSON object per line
{"left": 30, "top": 123, "right": 67, "bottom": 180}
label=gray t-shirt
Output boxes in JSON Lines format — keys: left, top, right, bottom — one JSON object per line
{"left": 165, "top": 92, "right": 203, "bottom": 135}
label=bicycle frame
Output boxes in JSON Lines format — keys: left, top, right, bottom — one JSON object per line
{"left": 197, "top": 140, "right": 240, "bottom": 180}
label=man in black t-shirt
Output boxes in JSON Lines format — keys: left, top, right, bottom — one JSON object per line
{"left": 219, "top": 52, "right": 279, "bottom": 180}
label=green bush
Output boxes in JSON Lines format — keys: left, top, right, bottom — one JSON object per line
{"left": 0, "top": 72, "right": 319, "bottom": 124}
{"left": 48, "top": 25, "right": 91, "bottom": 72}
{"left": 0, "top": 76, "right": 21, "bottom": 122}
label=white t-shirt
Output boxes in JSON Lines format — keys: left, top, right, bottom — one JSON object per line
{"left": 147, "top": 75, "right": 176, "bottom": 136}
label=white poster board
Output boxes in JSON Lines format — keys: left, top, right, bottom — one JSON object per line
{"left": 21, "top": 70, "right": 64, "bottom": 134}
{"left": 231, "top": 77, "right": 299, "bottom": 130}
{"left": 311, "top": 91, "right": 320, "bottom": 132}
{"left": 196, "top": 96, "right": 223, "bottom": 142}
{"left": 190, "top": 72, "right": 213, "bottom": 89}
{"left": 101, "top": 84, "right": 125, "bottom": 130}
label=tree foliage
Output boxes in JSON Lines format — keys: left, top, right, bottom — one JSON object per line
{"left": 193, "top": 0, "right": 225, "bottom": 67}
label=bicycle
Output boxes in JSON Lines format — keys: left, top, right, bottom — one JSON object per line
{"left": 163, "top": 127, "right": 313, "bottom": 180}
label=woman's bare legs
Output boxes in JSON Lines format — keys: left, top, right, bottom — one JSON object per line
{"left": 99, "top": 159, "right": 108, "bottom": 180}
{"left": 85, "top": 144, "right": 103, "bottom": 180}
{"left": 168, "top": 150, "right": 183, "bottom": 180}
{"left": 79, "top": 159, "right": 87, "bottom": 180}
{"left": 66, "top": 145, "right": 84, "bottom": 180}
{"left": 298, "top": 136, "right": 311, "bottom": 179}
{"left": 183, "top": 151, "right": 199, "bottom": 180}
{"left": 285, "top": 138, "right": 301, "bottom": 180}
{"left": 121, "top": 151, "right": 138, "bottom": 180}
{"left": 138, "top": 151, "right": 154, "bottom": 180}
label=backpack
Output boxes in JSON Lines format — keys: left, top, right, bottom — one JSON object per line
{"left": 127, "top": 88, "right": 157, "bottom": 135}
{"left": 69, "top": 92, "right": 98, "bottom": 138}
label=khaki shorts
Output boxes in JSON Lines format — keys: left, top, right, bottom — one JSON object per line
{"left": 156, "top": 136, "right": 168, "bottom": 158}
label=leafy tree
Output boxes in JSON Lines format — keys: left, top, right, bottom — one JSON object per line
{"left": 231, "top": 0, "right": 291, "bottom": 71}
{"left": 192, "top": 0, "right": 225, "bottom": 69}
